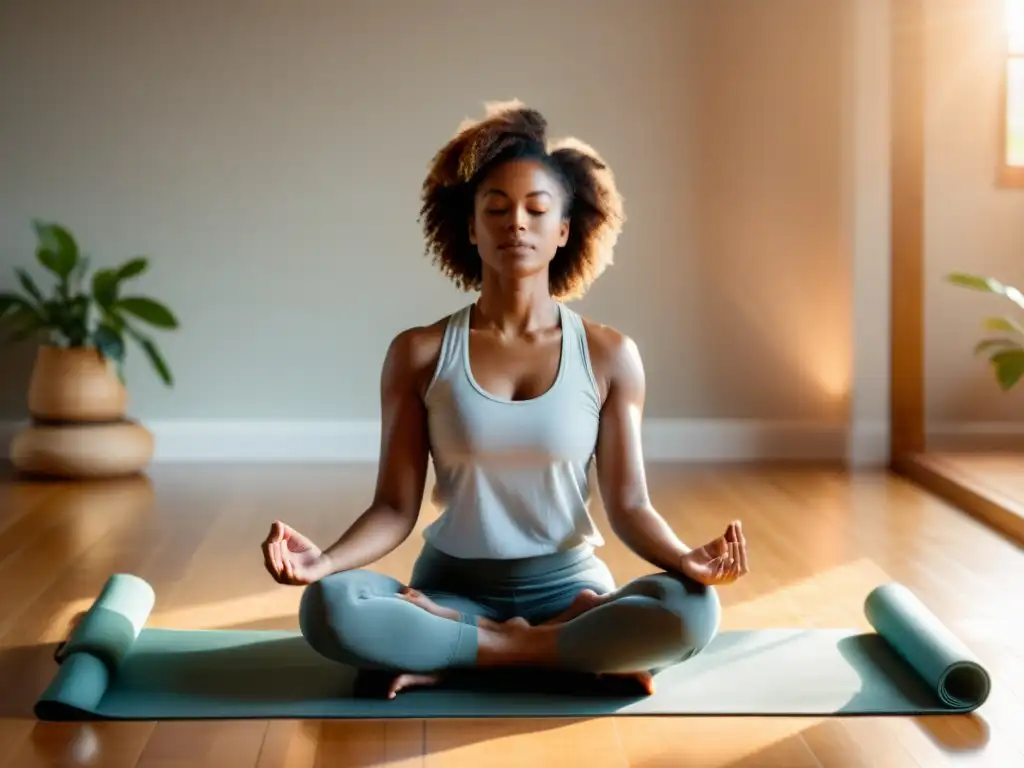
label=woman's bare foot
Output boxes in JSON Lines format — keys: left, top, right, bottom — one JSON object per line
{"left": 542, "top": 589, "right": 608, "bottom": 625}
{"left": 599, "top": 669, "right": 656, "bottom": 695}
{"left": 387, "top": 672, "right": 444, "bottom": 699}
{"left": 398, "top": 587, "right": 532, "bottom": 632}
{"left": 383, "top": 618, "right": 534, "bottom": 699}
{"left": 399, "top": 585, "right": 611, "bottom": 628}
{"left": 394, "top": 587, "right": 655, "bottom": 697}
{"left": 397, "top": 587, "right": 462, "bottom": 622}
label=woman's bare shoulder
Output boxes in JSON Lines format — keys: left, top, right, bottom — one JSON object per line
{"left": 382, "top": 312, "right": 457, "bottom": 393}
{"left": 578, "top": 315, "right": 645, "bottom": 400}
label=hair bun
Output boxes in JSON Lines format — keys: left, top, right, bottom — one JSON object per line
{"left": 456, "top": 99, "right": 548, "bottom": 141}
{"left": 454, "top": 99, "right": 548, "bottom": 182}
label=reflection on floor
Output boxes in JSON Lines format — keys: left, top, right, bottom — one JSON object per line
{"left": 907, "top": 452, "right": 1024, "bottom": 546}
{"left": 927, "top": 452, "right": 1024, "bottom": 501}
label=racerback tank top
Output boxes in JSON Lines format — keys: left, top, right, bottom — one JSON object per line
{"left": 421, "top": 301, "right": 606, "bottom": 559}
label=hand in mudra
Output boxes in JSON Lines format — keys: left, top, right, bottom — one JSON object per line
{"left": 261, "top": 521, "right": 329, "bottom": 585}
{"left": 680, "top": 520, "right": 749, "bottom": 586}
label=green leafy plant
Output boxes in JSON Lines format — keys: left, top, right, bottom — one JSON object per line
{"left": 947, "top": 272, "right": 1024, "bottom": 391}
{"left": 0, "top": 220, "right": 178, "bottom": 386}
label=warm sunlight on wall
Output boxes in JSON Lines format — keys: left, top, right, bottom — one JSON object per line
{"left": 806, "top": 347, "right": 850, "bottom": 404}
{"left": 1007, "top": 0, "right": 1024, "bottom": 51}
{"left": 1004, "top": 0, "right": 1024, "bottom": 169}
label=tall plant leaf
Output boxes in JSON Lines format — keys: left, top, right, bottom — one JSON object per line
{"left": 1, "top": 306, "right": 44, "bottom": 342}
{"left": 991, "top": 348, "right": 1024, "bottom": 390}
{"left": 141, "top": 337, "right": 173, "bottom": 386}
{"left": 32, "top": 221, "right": 78, "bottom": 278}
{"left": 42, "top": 298, "right": 70, "bottom": 340}
{"left": 72, "top": 254, "right": 91, "bottom": 292}
{"left": 15, "top": 268, "right": 46, "bottom": 308}
{"left": 91, "top": 268, "right": 119, "bottom": 310}
{"left": 92, "top": 323, "right": 126, "bottom": 382}
{"left": 0, "top": 293, "right": 42, "bottom": 322}
{"left": 63, "top": 295, "right": 91, "bottom": 346}
{"left": 126, "top": 325, "right": 173, "bottom": 386}
{"left": 117, "top": 296, "right": 178, "bottom": 328}
{"left": 947, "top": 272, "right": 1024, "bottom": 311}
{"left": 93, "top": 323, "right": 125, "bottom": 356}
{"left": 101, "top": 307, "right": 126, "bottom": 333}
{"left": 117, "top": 257, "right": 148, "bottom": 280}
{"left": 948, "top": 273, "right": 1003, "bottom": 291}
{"left": 983, "top": 316, "right": 1024, "bottom": 336}
{"left": 974, "top": 337, "right": 1022, "bottom": 356}
{"left": 36, "top": 248, "right": 76, "bottom": 280}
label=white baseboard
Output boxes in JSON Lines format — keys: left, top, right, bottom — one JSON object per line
{"left": 2, "top": 417, "right": 1018, "bottom": 464}
{"left": 639, "top": 419, "right": 850, "bottom": 462}
{"left": 848, "top": 420, "right": 891, "bottom": 468}
{"left": 0, "top": 417, "right": 875, "bottom": 464}
{"left": 926, "top": 422, "right": 1024, "bottom": 452}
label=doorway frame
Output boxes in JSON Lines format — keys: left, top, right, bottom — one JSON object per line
{"left": 888, "top": 0, "right": 1024, "bottom": 546}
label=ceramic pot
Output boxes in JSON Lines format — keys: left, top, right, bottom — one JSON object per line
{"left": 27, "top": 345, "right": 127, "bottom": 422}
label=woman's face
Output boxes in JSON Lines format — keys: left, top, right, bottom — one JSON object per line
{"left": 469, "top": 158, "right": 570, "bottom": 283}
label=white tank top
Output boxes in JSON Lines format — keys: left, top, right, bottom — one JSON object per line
{"left": 421, "top": 302, "right": 606, "bottom": 559}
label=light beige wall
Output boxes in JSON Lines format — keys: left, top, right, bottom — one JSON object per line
{"left": 925, "top": 0, "right": 1024, "bottom": 432}
{"left": 0, "top": 0, "right": 848, "bottom": 425}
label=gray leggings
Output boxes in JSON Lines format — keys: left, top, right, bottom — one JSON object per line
{"left": 298, "top": 542, "right": 721, "bottom": 675}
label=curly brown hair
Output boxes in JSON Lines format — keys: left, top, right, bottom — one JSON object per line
{"left": 419, "top": 100, "right": 626, "bottom": 301}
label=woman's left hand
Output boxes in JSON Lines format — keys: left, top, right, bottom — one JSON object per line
{"left": 678, "top": 521, "right": 749, "bottom": 586}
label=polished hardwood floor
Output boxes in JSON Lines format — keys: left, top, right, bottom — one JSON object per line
{"left": 1, "top": 461, "right": 1022, "bottom": 767}
{"left": 935, "top": 452, "right": 1024, "bottom": 503}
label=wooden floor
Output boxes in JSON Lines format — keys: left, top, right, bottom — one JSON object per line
{"left": 917, "top": 452, "right": 1024, "bottom": 513}
{"left": 902, "top": 452, "right": 1024, "bottom": 546}
{"left": 1, "top": 462, "right": 1023, "bottom": 767}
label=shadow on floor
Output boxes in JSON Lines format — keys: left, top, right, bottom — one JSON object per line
{"left": 913, "top": 712, "right": 992, "bottom": 753}
{"left": 0, "top": 640, "right": 61, "bottom": 718}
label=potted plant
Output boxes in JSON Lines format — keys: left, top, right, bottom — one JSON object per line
{"left": 947, "top": 272, "right": 1024, "bottom": 390}
{"left": 0, "top": 220, "right": 178, "bottom": 422}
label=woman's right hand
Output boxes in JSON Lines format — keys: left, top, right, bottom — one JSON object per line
{"left": 261, "top": 521, "right": 331, "bottom": 586}
{"left": 678, "top": 521, "right": 749, "bottom": 587}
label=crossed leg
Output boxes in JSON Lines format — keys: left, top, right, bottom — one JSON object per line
{"left": 395, "top": 585, "right": 655, "bottom": 695}
{"left": 299, "top": 569, "right": 721, "bottom": 697}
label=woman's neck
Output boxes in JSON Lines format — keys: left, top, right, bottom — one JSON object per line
{"left": 474, "top": 273, "right": 558, "bottom": 336}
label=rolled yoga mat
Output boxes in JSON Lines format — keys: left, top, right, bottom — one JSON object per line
{"left": 33, "top": 574, "right": 992, "bottom": 721}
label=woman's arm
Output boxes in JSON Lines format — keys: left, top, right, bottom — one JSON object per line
{"left": 591, "top": 328, "right": 694, "bottom": 574}
{"left": 317, "top": 325, "right": 439, "bottom": 575}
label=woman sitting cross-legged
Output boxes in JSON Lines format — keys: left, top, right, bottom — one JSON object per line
{"left": 260, "top": 101, "right": 750, "bottom": 699}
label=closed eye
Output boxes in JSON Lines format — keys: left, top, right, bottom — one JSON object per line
{"left": 485, "top": 209, "right": 548, "bottom": 216}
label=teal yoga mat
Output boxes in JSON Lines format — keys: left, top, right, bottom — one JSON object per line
{"left": 34, "top": 573, "right": 991, "bottom": 721}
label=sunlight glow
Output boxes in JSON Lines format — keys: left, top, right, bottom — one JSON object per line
{"left": 149, "top": 589, "right": 301, "bottom": 629}
{"left": 43, "top": 589, "right": 302, "bottom": 642}
{"left": 1007, "top": 59, "right": 1024, "bottom": 167}
{"left": 1005, "top": 1, "right": 1024, "bottom": 168}
{"left": 722, "top": 557, "right": 891, "bottom": 630}
{"left": 44, "top": 598, "right": 96, "bottom": 643}
{"left": 806, "top": 347, "right": 850, "bottom": 403}
{"left": 1007, "top": 0, "right": 1024, "bottom": 54}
